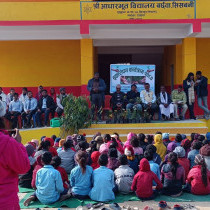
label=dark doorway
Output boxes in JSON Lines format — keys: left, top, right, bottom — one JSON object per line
{"left": 98, "top": 54, "right": 132, "bottom": 94}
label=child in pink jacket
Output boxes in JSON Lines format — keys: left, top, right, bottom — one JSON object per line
{"left": 0, "top": 129, "right": 30, "bottom": 210}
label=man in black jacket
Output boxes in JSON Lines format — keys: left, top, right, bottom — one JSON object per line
{"left": 111, "top": 84, "right": 125, "bottom": 111}
{"left": 35, "top": 89, "right": 56, "bottom": 127}
{"left": 195, "top": 71, "right": 209, "bottom": 119}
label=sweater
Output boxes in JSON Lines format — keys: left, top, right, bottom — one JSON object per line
{"left": 114, "top": 165, "right": 134, "bottom": 194}
{"left": 187, "top": 165, "right": 210, "bottom": 195}
{"left": 58, "top": 148, "right": 75, "bottom": 174}
{"left": 0, "top": 132, "right": 30, "bottom": 209}
{"left": 131, "top": 158, "right": 162, "bottom": 198}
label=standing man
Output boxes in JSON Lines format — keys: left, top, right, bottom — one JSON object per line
{"left": 158, "top": 86, "right": 174, "bottom": 120}
{"left": 140, "top": 83, "right": 157, "bottom": 119}
{"left": 22, "top": 91, "right": 37, "bottom": 128}
{"left": 195, "top": 71, "right": 209, "bottom": 119}
{"left": 126, "top": 84, "right": 142, "bottom": 121}
{"left": 56, "top": 88, "right": 68, "bottom": 117}
{"left": 35, "top": 89, "right": 56, "bottom": 127}
{"left": 5, "top": 93, "right": 23, "bottom": 128}
{"left": 87, "top": 72, "right": 106, "bottom": 120}
{"left": 7, "top": 88, "right": 15, "bottom": 106}
{"left": 171, "top": 85, "right": 188, "bottom": 120}
{"left": 111, "top": 84, "right": 125, "bottom": 111}
{"left": 36, "top": 85, "right": 44, "bottom": 101}
{"left": 0, "top": 87, "right": 7, "bottom": 103}
{"left": 19, "top": 87, "right": 29, "bottom": 104}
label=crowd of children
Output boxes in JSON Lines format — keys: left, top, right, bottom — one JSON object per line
{"left": 19, "top": 131, "right": 210, "bottom": 207}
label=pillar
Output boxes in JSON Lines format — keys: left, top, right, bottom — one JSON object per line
{"left": 80, "top": 39, "right": 94, "bottom": 95}
{"left": 182, "top": 37, "right": 197, "bottom": 81}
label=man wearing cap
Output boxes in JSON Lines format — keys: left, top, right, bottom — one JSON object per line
{"left": 126, "top": 84, "right": 142, "bottom": 121}
{"left": 56, "top": 88, "right": 68, "bottom": 117}
{"left": 140, "top": 83, "right": 157, "bottom": 119}
{"left": 171, "top": 85, "right": 188, "bottom": 120}
{"left": 87, "top": 73, "right": 106, "bottom": 120}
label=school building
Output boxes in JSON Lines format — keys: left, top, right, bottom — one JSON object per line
{"left": 0, "top": 0, "right": 210, "bottom": 117}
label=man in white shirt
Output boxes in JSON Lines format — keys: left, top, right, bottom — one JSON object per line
{"left": 7, "top": 88, "right": 15, "bottom": 106}
{"left": 19, "top": 87, "right": 29, "bottom": 104}
{"left": 22, "top": 91, "right": 37, "bottom": 128}
{"left": 0, "top": 96, "right": 6, "bottom": 117}
{"left": 140, "top": 83, "right": 157, "bottom": 120}
{"left": 5, "top": 93, "right": 23, "bottom": 128}
{"left": 56, "top": 88, "right": 67, "bottom": 117}
{"left": 158, "top": 86, "right": 174, "bottom": 120}
{"left": 0, "top": 87, "right": 7, "bottom": 103}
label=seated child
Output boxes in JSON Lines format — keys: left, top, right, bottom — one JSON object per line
{"left": 31, "top": 155, "right": 43, "bottom": 189}
{"left": 44, "top": 137, "right": 58, "bottom": 156}
{"left": 114, "top": 155, "right": 134, "bottom": 194}
{"left": 186, "top": 154, "right": 210, "bottom": 195}
{"left": 69, "top": 151, "right": 93, "bottom": 199}
{"left": 91, "top": 151, "right": 101, "bottom": 170}
{"left": 188, "top": 141, "right": 203, "bottom": 168}
{"left": 124, "top": 145, "right": 139, "bottom": 174}
{"left": 130, "top": 137, "right": 143, "bottom": 156}
{"left": 131, "top": 158, "right": 163, "bottom": 200}
{"left": 174, "top": 146, "right": 190, "bottom": 180}
{"left": 57, "top": 139, "right": 65, "bottom": 153}
{"left": 52, "top": 156, "right": 70, "bottom": 190}
{"left": 146, "top": 144, "right": 161, "bottom": 165}
{"left": 19, "top": 144, "right": 36, "bottom": 188}
{"left": 107, "top": 148, "right": 120, "bottom": 171}
{"left": 24, "top": 152, "right": 64, "bottom": 206}
{"left": 161, "top": 152, "right": 185, "bottom": 196}
{"left": 144, "top": 150, "right": 160, "bottom": 185}
{"left": 89, "top": 154, "right": 115, "bottom": 202}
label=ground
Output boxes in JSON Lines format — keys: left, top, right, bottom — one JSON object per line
{"left": 19, "top": 193, "right": 210, "bottom": 210}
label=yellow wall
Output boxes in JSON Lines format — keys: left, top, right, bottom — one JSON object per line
{"left": 196, "top": 38, "right": 210, "bottom": 80}
{"left": 0, "top": 2, "right": 80, "bottom": 21}
{"left": 0, "top": 40, "right": 81, "bottom": 87}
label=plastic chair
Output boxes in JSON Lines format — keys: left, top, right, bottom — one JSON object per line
{"left": 102, "top": 95, "right": 112, "bottom": 120}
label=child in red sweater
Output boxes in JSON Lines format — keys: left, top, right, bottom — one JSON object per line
{"left": 52, "top": 156, "right": 70, "bottom": 190}
{"left": 131, "top": 158, "right": 162, "bottom": 200}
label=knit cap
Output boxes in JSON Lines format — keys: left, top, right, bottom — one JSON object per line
{"left": 200, "top": 144, "right": 210, "bottom": 156}
{"left": 181, "top": 139, "right": 191, "bottom": 149}
{"left": 25, "top": 144, "right": 35, "bottom": 157}
{"left": 174, "top": 146, "right": 185, "bottom": 158}
{"left": 194, "top": 154, "right": 205, "bottom": 165}
{"left": 124, "top": 145, "right": 134, "bottom": 156}
{"left": 162, "top": 133, "right": 169, "bottom": 140}
{"left": 206, "top": 132, "right": 210, "bottom": 141}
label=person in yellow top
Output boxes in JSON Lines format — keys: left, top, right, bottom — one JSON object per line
{"left": 153, "top": 134, "right": 166, "bottom": 161}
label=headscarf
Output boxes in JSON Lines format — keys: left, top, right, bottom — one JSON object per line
{"left": 59, "top": 139, "right": 65, "bottom": 148}
{"left": 154, "top": 134, "right": 166, "bottom": 161}
{"left": 91, "top": 151, "right": 100, "bottom": 170}
{"left": 31, "top": 139, "right": 39, "bottom": 148}
{"left": 124, "top": 132, "right": 136, "bottom": 148}
{"left": 174, "top": 146, "right": 186, "bottom": 158}
{"left": 25, "top": 144, "right": 35, "bottom": 157}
